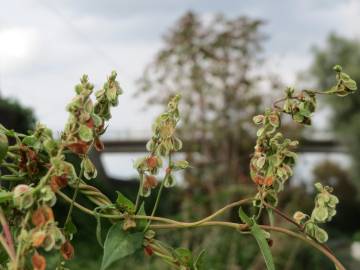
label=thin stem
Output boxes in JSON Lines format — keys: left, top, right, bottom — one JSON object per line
{"left": 64, "top": 164, "right": 85, "bottom": 226}
{"left": 134, "top": 173, "right": 143, "bottom": 212}
{"left": 0, "top": 234, "right": 15, "bottom": 261}
{"left": 0, "top": 208, "right": 15, "bottom": 259}
{"left": 263, "top": 202, "right": 335, "bottom": 256}
{"left": 149, "top": 222, "right": 345, "bottom": 270}
{"left": 263, "top": 202, "right": 303, "bottom": 230}
{"left": 0, "top": 175, "right": 25, "bottom": 182}
{"left": 56, "top": 190, "right": 345, "bottom": 269}
{"left": 144, "top": 153, "right": 172, "bottom": 231}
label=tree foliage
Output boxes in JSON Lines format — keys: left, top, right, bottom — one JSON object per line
{"left": 309, "top": 33, "right": 360, "bottom": 188}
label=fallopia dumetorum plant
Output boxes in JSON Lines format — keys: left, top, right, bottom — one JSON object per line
{"left": 0, "top": 65, "right": 356, "bottom": 270}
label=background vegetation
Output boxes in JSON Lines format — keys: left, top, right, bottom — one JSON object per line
{"left": 1, "top": 11, "right": 360, "bottom": 270}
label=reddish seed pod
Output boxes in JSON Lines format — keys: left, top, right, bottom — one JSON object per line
{"left": 61, "top": 240, "right": 75, "bottom": 260}
{"left": 32, "top": 231, "right": 46, "bottom": 247}
{"left": 264, "top": 176, "right": 274, "bottom": 186}
{"left": 86, "top": 118, "right": 95, "bottom": 129}
{"left": 32, "top": 252, "right": 46, "bottom": 270}
{"left": 66, "top": 141, "right": 89, "bottom": 155}
{"left": 146, "top": 156, "right": 158, "bottom": 169}
{"left": 32, "top": 206, "right": 54, "bottom": 228}
{"left": 50, "top": 175, "right": 68, "bottom": 192}
{"left": 143, "top": 175, "right": 158, "bottom": 189}
{"left": 94, "top": 137, "right": 105, "bottom": 151}
{"left": 144, "top": 245, "right": 154, "bottom": 256}
{"left": 267, "top": 238, "right": 274, "bottom": 247}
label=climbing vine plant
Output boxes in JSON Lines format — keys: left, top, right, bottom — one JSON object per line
{"left": 0, "top": 65, "right": 356, "bottom": 270}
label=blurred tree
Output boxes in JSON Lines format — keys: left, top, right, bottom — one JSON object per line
{"left": 309, "top": 33, "right": 360, "bottom": 190}
{"left": 0, "top": 95, "right": 36, "bottom": 133}
{"left": 138, "top": 10, "right": 268, "bottom": 204}
{"left": 137, "top": 11, "right": 281, "bottom": 269}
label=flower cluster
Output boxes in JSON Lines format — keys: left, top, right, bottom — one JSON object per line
{"left": 134, "top": 94, "right": 188, "bottom": 197}
{"left": 293, "top": 183, "right": 339, "bottom": 243}
{"left": 250, "top": 109, "right": 298, "bottom": 206}
{"left": 328, "top": 65, "right": 357, "bottom": 97}
{"left": 63, "top": 72, "right": 122, "bottom": 169}
{"left": 283, "top": 88, "right": 316, "bottom": 125}
{"left": 0, "top": 71, "right": 122, "bottom": 270}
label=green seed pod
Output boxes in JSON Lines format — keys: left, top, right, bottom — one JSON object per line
{"left": 43, "top": 234, "right": 56, "bottom": 251}
{"left": 40, "top": 186, "right": 57, "bottom": 207}
{"left": 43, "top": 138, "right": 58, "bottom": 156}
{"left": 304, "top": 222, "right": 315, "bottom": 237}
{"left": 314, "top": 227, "right": 328, "bottom": 243}
{"left": 327, "top": 194, "right": 339, "bottom": 208}
{"left": 312, "top": 207, "right": 328, "bottom": 222}
{"left": 78, "top": 125, "right": 93, "bottom": 142}
{"left": 82, "top": 157, "right": 97, "bottom": 180}
{"left": 172, "top": 136, "right": 183, "bottom": 151}
{"left": 173, "top": 160, "right": 189, "bottom": 171}
{"left": 164, "top": 174, "right": 176, "bottom": 188}
{"left": 253, "top": 114, "right": 264, "bottom": 125}
{"left": 13, "top": 185, "right": 34, "bottom": 210}
{"left": 0, "top": 131, "right": 8, "bottom": 164}
{"left": 256, "top": 156, "right": 266, "bottom": 169}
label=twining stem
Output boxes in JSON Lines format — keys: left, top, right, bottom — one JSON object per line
{"left": 149, "top": 222, "right": 345, "bottom": 270}
{"left": 263, "top": 202, "right": 303, "bottom": 230}
{"left": 263, "top": 202, "right": 335, "bottom": 256}
{"left": 57, "top": 189, "right": 345, "bottom": 270}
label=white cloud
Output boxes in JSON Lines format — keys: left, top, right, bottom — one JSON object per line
{"left": 0, "top": 28, "right": 38, "bottom": 71}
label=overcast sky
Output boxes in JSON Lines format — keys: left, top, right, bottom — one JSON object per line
{"left": 0, "top": 0, "right": 360, "bottom": 136}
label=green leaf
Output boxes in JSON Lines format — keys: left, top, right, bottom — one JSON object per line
{"left": 251, "top": 223, "right": 275, "bottom": 270}
{"left": 174, "top": 247, "right": 193, "bottom": 266}
{"left": 96, "top": 214, "right": 104, "bottom": 248}
{"left": 193, "top": 249, "right": 206, "bottom": 270}
{"left": 22, "top": 135, "right": 39, "bottom": 149}
{"left": 115, "top": 191, "right": 135, "bottom": 214}
{"left": 238, "top": 207, "right": 275, "bottom": 270}
{"left": 136, "top": 203, "right": 147, "bottom": 231}
{"left": 238, "top": 207, "right": 253, "bottom": 226}
{"left": 267, "top": 209, "right": 274, "bottom": 226}
{"left": 0, "top": 191, "right": 12, "bottom": 203}
{"left": 64, "top": 219, "right": 77, "bottom": 237}
{"left": 101, "top": 222, "right": 144, "bottom": 270}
